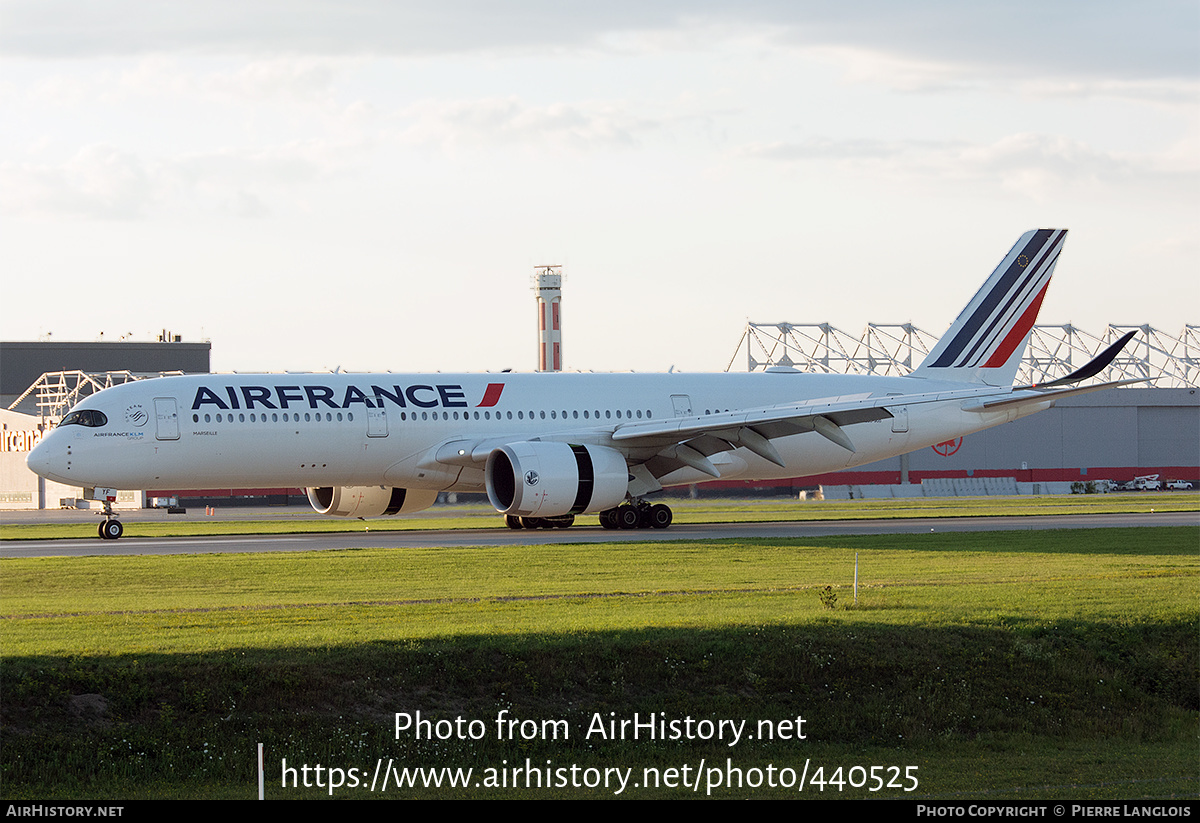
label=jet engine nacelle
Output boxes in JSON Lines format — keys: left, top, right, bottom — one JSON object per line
{"left": 485, "top": 441, "right": 629, "bottom": 517}
{"left": 306, "top": 486, "right": 439, "bottom": 518}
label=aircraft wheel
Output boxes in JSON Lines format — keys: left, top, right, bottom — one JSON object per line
{"left": 98, "top": 521, "right": 107, "bottom": 539}
{"left": 505, "top": 515, "right": 523, "bottom": 530}
{"left": 553, "top": 515, "right": 575, "bottom": 529}
{"left": 636, "top": 505, "right": 654, "bottom": 528}
{"left": 521, "top": 517, "right": 543, "bottom": 529}
{"left": 100, "top": 519, "right": 123, "bottom": 540}
{"left": 599, "top": 509, "right": 619, "bottom": 530}
{"left": 616, "top": 506, "right": 640, "bottom": 529}
{"left": 648, "top": 504, "right": 673, "bottom": 529}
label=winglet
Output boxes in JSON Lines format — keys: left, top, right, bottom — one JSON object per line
{"left": 1034, "top": 330, "right": 1137, "bottom": 388}
{"left": 911, "top": 229, "right": 1067, "bottom": 386}
{"left": 961, "top": 330, "right": 1142, "bottom": 412}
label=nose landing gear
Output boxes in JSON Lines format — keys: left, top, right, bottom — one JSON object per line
{"left": 96, "top": 499, "right": 123, "bottom": 540}
{"left": 99, "top": 518, "right": 124, "bottom": 540}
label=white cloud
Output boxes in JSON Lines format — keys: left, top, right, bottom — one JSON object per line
{"left": 0, "top": 145, "right": 156, "bottom": 219}
{"left": 801, "top": 45, "right": 988, "bottom": 95}
{"left": 398, "top": 96, "right": 660, "bottom": 152}
{"left": 740, "top": 132, "right": 1200, "bottom": 202}
{"left": 223, "top": 189, "right": 271, "bottom": 219}
{"left": 12, "top": 56, "right": 350, "bottom": 110}
{"left": 4, "top": 1, "right": 1193, "bottom": 84}
{"left": 782, "top": 40, "right": 1198, "bottom": 106}
{"left": 203, "top": 58, "right": 342, "bottom": 104}
{"left": 0, "top": 138, "right": 365, "bottom": 220}
{"left": 173, "top": 141, "right": 342, "bottom": 187}
{"left": 1018, "top": 78, "right": 1200, "bottom": 108}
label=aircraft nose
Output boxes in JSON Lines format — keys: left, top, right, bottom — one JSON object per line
{"left": 26, "top": 435, "right": 64, "bottom": 482}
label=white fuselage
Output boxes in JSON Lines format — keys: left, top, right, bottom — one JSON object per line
{"left": 27, "top": 370, "right": 1035, "bottom": 494}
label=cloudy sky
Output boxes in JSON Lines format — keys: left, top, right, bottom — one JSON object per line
{"left": 2, "top": 1, "right": 1196, "bottom": 373}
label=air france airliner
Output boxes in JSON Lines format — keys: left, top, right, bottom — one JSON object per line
{"left": 27, "top": 229, "right": 1135, "bottom": 539}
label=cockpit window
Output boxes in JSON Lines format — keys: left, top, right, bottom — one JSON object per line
{"left": 58, "top": 409, "right": 108, "bottom": 428}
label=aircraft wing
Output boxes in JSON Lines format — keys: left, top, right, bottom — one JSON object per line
{"left": 959, "top": 378, "right": 1143, "bottom": 412}
{"left": 614, "top": 360, "right": 1141, "bottom": 483}
{"left": 421, "top": 386, "right": 985, "bottom": 477}
{"left": 607, "top": 386, "right": 990, "bottom": 479}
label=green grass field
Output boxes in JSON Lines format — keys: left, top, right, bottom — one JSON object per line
{"left": 2, "top": 524, "right": 1196, "bottom": 799}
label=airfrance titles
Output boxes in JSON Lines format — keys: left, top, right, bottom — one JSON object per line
{"left": 191, "top": 382, "right": 505, "bottom": 412}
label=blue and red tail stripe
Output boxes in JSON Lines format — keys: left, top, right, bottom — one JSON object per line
{"left": 927, "top": 229, "right": 1065, "bottom": 370}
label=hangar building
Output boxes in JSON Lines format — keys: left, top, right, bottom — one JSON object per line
{"left": 1, "top": 339, "right": 210, "bottom": 509}
{"left": 714, "top": 323, "right": 1199, "bottom": 496}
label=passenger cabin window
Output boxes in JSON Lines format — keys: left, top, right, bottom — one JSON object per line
{"left": 58, "top": 409, "right": 108, "bottom": 428}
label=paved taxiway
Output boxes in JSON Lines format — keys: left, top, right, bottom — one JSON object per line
{"left": 2, "top": 511, "right": 1195, "bottom": 558}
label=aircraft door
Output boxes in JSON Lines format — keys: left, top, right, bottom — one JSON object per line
{"left": 154, "top": 398, "right": 180, "bottom": 440}
{"left": 367, "top": 407, "right": 388, "bottom": 437}
{"left": 671, "top": 395, "right": 693, "bottom": 417}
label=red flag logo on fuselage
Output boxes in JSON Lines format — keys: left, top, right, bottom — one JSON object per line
{"left": 477, "top": 383, "right": 505, "bottom": 407}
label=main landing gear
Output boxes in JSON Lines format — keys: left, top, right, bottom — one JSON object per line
{"left": 501, "top": 501, "right": 675, "bottom": 530}
{"left": 598, "top": 501, "right": 673, "bottom": 530}
{"left": 505, "top": 514, "right": 576, "bottom": 530}
{"left": 97, "top": 501, "right": 123, "bottom": 540}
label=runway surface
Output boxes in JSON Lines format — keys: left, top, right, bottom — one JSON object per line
{"left": 2, "top": 511, "right": 1195, "bottom": 558}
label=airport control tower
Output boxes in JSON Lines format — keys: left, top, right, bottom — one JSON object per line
{"left": 533, "top": 265, "right": 563, "bottom": 372}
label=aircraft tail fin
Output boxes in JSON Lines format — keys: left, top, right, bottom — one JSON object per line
{"left": 911, "top": 229, "right": 1067, "bottom": 386}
